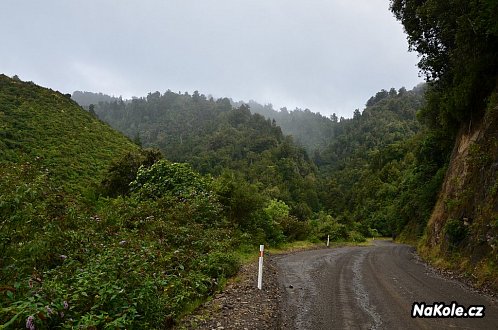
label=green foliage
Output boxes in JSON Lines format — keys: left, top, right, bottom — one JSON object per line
{"left": 391, "top": 0, "right": 498, "bottom": 129}
{"left": 0, "top": 74, "right": 138, "bottom": 192}
{"left": 213, "top": 171, "right": 267, "bottom": 230}
{"left": 444, "top": 219, "right": 468, "bottom": 248}
{"left": 348, "top": 231, "right": 367, "bottom": 243}
{"left": 392, "top": 2, "right": 498, "bottom": 287}
{"left": 100, "top": 148, "right": 162, "bottom": 197}
{"left": 0, "top": 162, "right": 75, "bottom": 284}
{"left": 4, "top": 72, "right": 473, "bottom": 327}
{"left": 264, "top": 199, "right": 290, "bottom": 220}
{"left": 317, "top": 86, "right": 432, "bottom": 236}
{"left": 1, "top": 164, "right": 238, "bottom": 328}
{"left": 89, "top": 89, "right": 319, "bottom": 222}
{"left": 233, "top": 100, "right": 336, "bottom": 152}
{"left": 130, "top": 160, "right": 211, "bottom": 200}
{"left": 310, "top": 213, "right": 348, "bottom": 241}
{"left": 0, "top": 77, "right": 241, "bottom": 328}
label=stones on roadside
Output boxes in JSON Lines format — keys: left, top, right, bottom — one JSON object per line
{"left": 176, "top": 257, "right": 281, "bottom": 329}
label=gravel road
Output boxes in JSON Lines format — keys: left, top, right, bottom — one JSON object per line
{"left": 276, "top": 240, "right": 498, "bottom": 329}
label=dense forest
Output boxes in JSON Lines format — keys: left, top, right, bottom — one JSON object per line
{"left": 390, "top": 0, "right": 498, "bottom": 288}
{"left": 2, "top": 0, "right": 498, "bottom": 327}
{"left": 5, "top": 75, "right": 425, "bottom": 328}
{"left": 77, "top": 84, "right": 427, "bottom": 240}
{"left": 87, "top": 91, "right": 320, "bottom": 221}
{"left": 231, "top": 100, "right": 337, "bottom": 152}
{"left": 1, "top": 76, "right": 244, "bottom": 328}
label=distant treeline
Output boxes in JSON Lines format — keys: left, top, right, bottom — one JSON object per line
{"left": 77, "top": 84, "right": 430, "bottom": 238}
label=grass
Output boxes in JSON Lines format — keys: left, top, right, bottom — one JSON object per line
{"left": 234, "top": 238, "right": 378, "bottom": 267}
{"left": 418, "top": 240, "right": 498, "bottom": 292}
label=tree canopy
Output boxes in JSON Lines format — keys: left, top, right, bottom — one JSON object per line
{"left": 391, "top": 0, "right": 498, "bottom": 128}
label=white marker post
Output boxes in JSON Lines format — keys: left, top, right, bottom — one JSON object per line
{"left": 257, "top": 244, "right": 264, "bottom": 290}
{"left": 327, "top": 235, "right": 330, "bottom": 247}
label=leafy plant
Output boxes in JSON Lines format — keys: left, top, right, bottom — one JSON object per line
{"left": 444, "top": 218, "right": 468, "bottom": 248}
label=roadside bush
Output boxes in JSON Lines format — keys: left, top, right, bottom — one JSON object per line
{"left": 130, "top": 160, "right": 211, "bottom": 201}
{"left": 280, "top": 216, "right": 310, "bottom": 241}
{"left": 195, "top": 252, "right": 240, "bottom": 279}
{"left": 100, "top": 148, "right": 162, "bottom": 197}
{"left": 310, "top": 213, "right": 349, "bottom": 241}
{"left": 348, "top": 231, "right": 366, "bottom": 243}
{"left": 1, "top": 160, "right": 240, "bottom": 329}
{"left": 213, "top": 171, "right": 267, "bottom": 230}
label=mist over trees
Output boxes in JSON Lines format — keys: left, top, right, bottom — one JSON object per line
{"left": 89, "top": 90, "right": 320, "bottom": 222}
{"left": 72, "top": 90, "right": 121, "bottom": 107}
{"left": 231, "top": 100, "right": 336, "bottom": 152}
{"left": 3, "top": 1, "right": 498, "bottom": 327}
{"left": 78, "top": 85, "right": 428, "bottom": 238}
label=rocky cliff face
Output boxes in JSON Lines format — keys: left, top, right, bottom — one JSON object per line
{"left": 421, "top": 98, "right": 498, "bottom": 290}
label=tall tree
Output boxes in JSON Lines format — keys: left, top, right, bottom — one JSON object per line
{"left": 390, "top": 0, "right": 498, "bottom": 129}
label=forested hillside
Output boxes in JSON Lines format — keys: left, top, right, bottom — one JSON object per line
{"left": 5, "top": 76, "right": 371, "bottom": 328}
{"left": 90, "top": 91, "right": 320, "bottom": 220}
{"left": 7, "top": 75, "right": 427, "bottom": 328}
{"left": 1, "top": 77, "right": 250, "bottom": 328}
{"left": 3, "top": 0, "right": 498, "bottom": 328}
{"left": 231, "top": 100, "right": 336, "bottom": 152}
{"left": 0, "top": 75, "right": 138, "bottom": 191}
{"left": 315, "top": 85, "right": 432, "bottom": 237}
{"left": 391, "top": 0, "right": 498, "bottom": 289}
{"left": 71, "top": 90, "right": 121, "bottom": 108}
{"left": 80, "top": 84, "right": 431, "bottom": 240}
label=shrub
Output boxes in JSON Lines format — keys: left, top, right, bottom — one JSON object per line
{"left": 130, "top": 160, "right": 211, "bottom": 200}
{"left": 444, "top": 218, "right": 468, "bottom": 247}
{"left": 100, "top": 149, "right": 162, "bottom": 197}
{"left": 348, "top": 231, "right": 366, "bottom": 243}
{"left": 311, "top": 213, "right": 348, "bottom": 241}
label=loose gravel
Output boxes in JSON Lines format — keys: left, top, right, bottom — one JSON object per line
{"left": 176, "top": 255, "right": 281, "bottom": 330}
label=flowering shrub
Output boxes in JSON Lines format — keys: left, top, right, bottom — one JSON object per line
{"left": 0, "top": 162, "right": 238, "bottom": 328}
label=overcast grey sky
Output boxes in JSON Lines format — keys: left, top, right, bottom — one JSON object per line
{"left": 1, "top": 0, "right": 422, "bottom": 117}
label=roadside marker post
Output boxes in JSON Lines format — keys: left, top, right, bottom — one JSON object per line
{"left": 257, "top": 244, "right": 264, "bottom": 290}
{"left": 327, "top": 235, "right": 330, "bottom": 247}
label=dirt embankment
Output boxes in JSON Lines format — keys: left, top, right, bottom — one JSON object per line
{"left": 422, "top": 104, "right": 498, "bottom": 290}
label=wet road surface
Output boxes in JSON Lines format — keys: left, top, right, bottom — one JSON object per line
{"left": 276, "top": 240, "right": 498, "bottom": 329}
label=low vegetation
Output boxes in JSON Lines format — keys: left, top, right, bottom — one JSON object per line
{"left": 3, "top": 1, "right": 498, "bottom": 323}
{"left": 1, "top": 76, "right": 374, "bottom": 328}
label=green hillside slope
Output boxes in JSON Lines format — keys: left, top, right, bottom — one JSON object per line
{"left": 90, "top": 91, "right": 320, "bottom": 219}
{"left": 0, "top": 74, "right": 138, "bottom": 192}
{"left": 316, "top": 86, "right": 427, "bottom": 236}
{"left": 2, "top": 77, "right": 329, "bottom": 328}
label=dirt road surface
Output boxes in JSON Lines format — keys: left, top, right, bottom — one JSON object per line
{"left": 276, "top": 240, "right": 498, "bottom": 329}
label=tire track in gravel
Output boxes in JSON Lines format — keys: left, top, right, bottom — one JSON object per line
{"left": 276, "top": 240, "right": 498, "bottom": 330}
{"left": 351, "top": 250, "right": 383, "bottom": 329}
